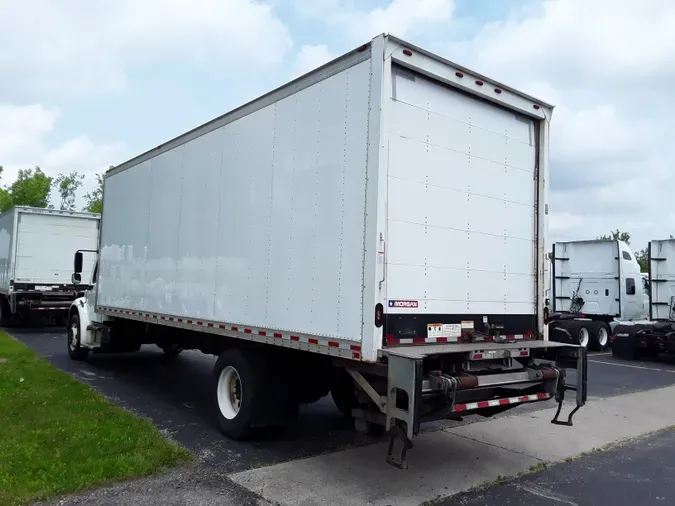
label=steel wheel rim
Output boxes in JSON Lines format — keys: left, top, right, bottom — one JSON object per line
{"left": 579, "top": 327, "right": 589, "bottom": 348}
{"left": 598, "top": 326, "right": 609, "bottom": 347}
{"left": 68, "top": 322, "right": 78, "bottom": 351}
{"left": 217, "top": 366, "right": 242, "bottom": 420}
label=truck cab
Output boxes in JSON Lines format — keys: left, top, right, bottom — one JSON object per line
{"left": 548, "top": 240, "right": 648, "bottom": 350}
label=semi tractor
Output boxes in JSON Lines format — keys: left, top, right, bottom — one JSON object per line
{"left": 611, "top": 238, "right": 675, "bottom": 360}
{"left": 0, "top": 206, "right": 100, "bottom": 325}
{"left": 67, "top": 33, "right": 587, "bottom": 468}
{"left": 547, "top": 239, "right": 648, "bottom": 350}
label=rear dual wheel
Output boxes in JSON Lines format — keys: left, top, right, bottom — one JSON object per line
{"left": 559, "top": 320, "right": 610, "bottom": 351}
{"left": 213, "top": 349, "right": 298, "bottom": 440}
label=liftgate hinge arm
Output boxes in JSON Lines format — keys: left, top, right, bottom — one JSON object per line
{"left": 346, "top": 369, "right": 387, "bottom": 414}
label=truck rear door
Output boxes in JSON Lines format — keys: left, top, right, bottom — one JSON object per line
{"left": 649, "top": 239, "right": 675, "bottom": 320}
{"left": 384, "top": 64, "right": 540, "bottom": 343}
{"left": 14, "top": 211, "right": 98, "bottom": 286}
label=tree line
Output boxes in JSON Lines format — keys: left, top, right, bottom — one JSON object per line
{"left": 0, "top": 166, "right": 103, "bottom": 214}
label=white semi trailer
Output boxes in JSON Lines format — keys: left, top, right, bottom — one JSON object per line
{"left": 67, "top": 33, "right": 587, "bottom": 468}
{"left": 547, "top": 239, "right": 648, "bottom": 350}
{"left": 0, "top": 206, "right": 99, "bottom": 325}
{"left": 611, "top": 238, "right": 675, "bottom": 359}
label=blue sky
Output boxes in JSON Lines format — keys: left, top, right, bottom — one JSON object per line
{"left": 0, "top": 0, "right": 673, "bottom": 250}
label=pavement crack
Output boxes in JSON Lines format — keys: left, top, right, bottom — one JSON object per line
{"left": 515, "top": 484, "right": 578, "bottom": 505}
{"left": 442, "top": 430, "right": 542, "bottom": 461}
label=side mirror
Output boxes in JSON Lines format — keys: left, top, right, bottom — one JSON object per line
{"left": 74, "top": 251, "right": 83, "bottom": 274}
{"left": 72, "top": 273, "right": 82, "bottom": 285}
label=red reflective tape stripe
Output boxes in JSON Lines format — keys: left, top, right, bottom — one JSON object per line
{"left": 412, "top": 338, "right": 426, "bottom": 344}
{"left": 258, "top": 331, "right": 267, "bottom": 336}
{"left": 178, "top": 318, "right": 183, "bottom": 323}
{"left": 350, "top": 345, "right": 361, "bottom": 351}
{"left": 197, "top": 321, "right": 203, "bottom": 326}
{"left": 519, "top": 396, "right": 530, "bottom": 402}
{"left": 169, "top": 317, "right": 174, "bottom": 321}
{"left": 328, "top": 341, "right": 339, "bottom": 348}
{"left": 231, "top": 326, "right": 238, "bottom": 331}
{"left": 537, "top": 393, "right": 549, "bottom": 400}
{"left": 290, "top": 336, "right": 300, "bottom": 341}
{"left": 436, "top": 337, "right": 448, "bottom": 343}
{"left": 353, "top": 352, "right": 361, "bottom": 359}
{"left": 308, "top": 338, "right": 319, "bottom": 345}
{"left": 454, "top": 404, "right": 467, "bottom": 412}
{"left": 273, "top": 333, "right": 282, "bottom": 338}
{"left": 499, "top": 398, "right": 510, "bottom": 406}
{"left": 219, "top": 324, "right": 226, "bottom": 329}
{"left": 207, "top": 323, "right": 214, "bottom": 328}
{"left": 476, "top": 401, "right": 490, "bottom": 409}
{"left": 244, "top": 329, "right": 252, "bottom": 334}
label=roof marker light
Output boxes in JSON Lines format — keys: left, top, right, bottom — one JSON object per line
{"left": 402, "top": 49, "right": 413, "bottom": 56}
{"left": 475, "top": 80, "right": 484, "bottom": 86}
{"left": 533, "top": 104, "right": 541, "bottom": 110}
{"left": 494, "top": 88, "right": 502, "bottom": 94}
{"left": 455, "top": 71, "right": 464, "bottom": 78}
{"left": 357, "top": 44, "right": 369, "bottom": 53}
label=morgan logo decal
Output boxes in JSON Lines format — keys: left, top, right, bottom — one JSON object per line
{"left": 388, "top": 300, "right": 419, "bottom": 308}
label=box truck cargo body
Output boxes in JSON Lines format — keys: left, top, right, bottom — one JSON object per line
{"left": 68, "top": 34, "right": 586, "bottom": 468}
{"left": 611, "top": 239, "right": 675, "bottom": 360}
{"left": 0, "top": 207, "right": 99, "bottom": 324}
{"left": 548, "top": 240, "right": 648, "bottom": 350}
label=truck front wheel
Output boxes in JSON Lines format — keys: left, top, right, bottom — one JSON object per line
{"left": 67, "top": 313, "right": 89, "bottom": 361}
{"left": 213, "top": 349, "right": 263, "bottom": 440}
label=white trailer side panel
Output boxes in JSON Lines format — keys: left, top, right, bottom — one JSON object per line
{"left": 0, "top": 210, "right": 15, "bottom": 293}
{"left": 649, "top": 239, "right": 675, "bottom": 320}
{"left": 553, "top": 241, "right": 619, "bottom": 315}
{"left": 14, "top": 211, "right": 99, "bottom": 285}
{"left": 385, "top": 66, "right": 538, "bottom": 315}
{"left": 98, "top": 58, "right": 372, "bottom": 342}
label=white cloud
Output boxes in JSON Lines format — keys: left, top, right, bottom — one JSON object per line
{"left": 292, "top": 45, "right": 335, "bottom": 77}
{"left": 0, "top": 0, "right": 293, "bottom": 95}
{"left": 0, "top": 103, "right": 125, "bottom": 206}
{"left": 292, "top": 0, "right": 455, "bottom": 40}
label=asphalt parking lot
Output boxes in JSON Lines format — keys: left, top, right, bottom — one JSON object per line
{"left": 10, "top": 326, "right": 675, "bottom": 504}
{"left": 440, "top": 427, "right": 675, "bottom": 506}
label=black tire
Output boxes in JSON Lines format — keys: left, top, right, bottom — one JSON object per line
{"left": 589, "top": 321, "right": 611, "bottom": 351}
{"left": 67, "top": 312, "right": 89, "bottom": 361}
{"left": 0, "top": 297, "right": 14, "bottom": 327}
{"left": 330, "top": 369, "right": 358, "bottom": 418}
{"left": 554, "top": 320, "right": 591, "bottom": 348}
{"left": 213, "top": 349, "right": 264, "bottom": 440}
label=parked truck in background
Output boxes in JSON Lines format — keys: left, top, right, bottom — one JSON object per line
{"left": 547, "top": 239, "right": 648, "bottom": 350}
{"left": 67, "top": 33, "right": 587, "bottom": 468}
{"left": 0, "top": 207, "right": 100, "bottom": 326}
{"left": 611, "top": 238, "right": 675, "bottom": 360}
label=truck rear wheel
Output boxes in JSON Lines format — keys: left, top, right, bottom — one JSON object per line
{"left": 330, "top": 369, "right": 358, "bottom": 418}
{"left": 0, "top": 297, "right": 14, "bottom": 327}
{"left": 213, "top": 349, "right": 263, "bottom": 440}
{"left": 589, "top": 321, "right": 610, "bottom": 351}
{"left": 67, "top": 313, "right": 89, "bottom": 361}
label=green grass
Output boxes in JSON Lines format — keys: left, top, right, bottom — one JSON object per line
{"left": 0, "top": 332, "right": 191, "bottom": 506}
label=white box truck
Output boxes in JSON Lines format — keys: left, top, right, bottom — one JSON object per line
{"left": 0, "top": 206, "right": 100, "bottom": 325}
{"left": 548, "top": 240, "right": 648, "bottom": 350}
{"left": 67, "top": 33, "right": 587, "bottom": 468}
{"left": 611, "top": 238, "right": 675, "bottom": 360}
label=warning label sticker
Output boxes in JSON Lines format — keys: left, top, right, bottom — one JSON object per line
{"left": 388, "top": 300, "right": 419, "bottom": 309}
{"left": 427, "top": 323, "right": 462, "bottom": 339}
